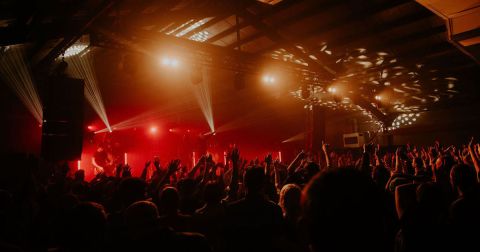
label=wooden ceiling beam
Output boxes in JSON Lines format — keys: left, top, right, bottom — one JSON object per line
{"left": 35, "top": 0, "right": 119, "bottom": 69}
{"left": 256, "top": 0, "right": 408, "bottom": 54}
{"left": 225, "top": 0, "right": 343, "bottom": 49}
{"left": 204, "top": 0, "right": 300, "bottom": 43}
{"left": 330, "top": 9, "right": 436, "bottom": 53}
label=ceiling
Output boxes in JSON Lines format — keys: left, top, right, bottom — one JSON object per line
{"left": 1, "top": 0, "right": 479, "bottom": 132}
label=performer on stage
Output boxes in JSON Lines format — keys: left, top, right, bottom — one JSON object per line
{"left": 92, "top": 144, "right": 114, "bottom": 175}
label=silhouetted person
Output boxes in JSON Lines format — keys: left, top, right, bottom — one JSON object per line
{"left": 158, "top": 186, "right": 192, "bottom": 232}
{"left": 123, "top": 200, "right": 210, "bottom": 252}
{"left": 61, "top": 202, "right": 107, "bottom": 252}
{"left": 302, "top": 168, "right": 385, "bottom": 252}
{"left": 225, "top": 167, "right": 284, "bottom": 252}
{"left": 395, "top": 182, "right": 449, "bottom": 252}
{"left": 449, "top": 164, "right": 480, "bottom": 251}
{"left": 194, "top": 181, "right": 226, "bottom": 251}
{"left": 177, "top": 178, "right": 202, "bottom": 215}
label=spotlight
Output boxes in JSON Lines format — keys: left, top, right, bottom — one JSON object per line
{"left": 160, "top": 56, "right": 180, "bottom": 68}
{"left": 328, "top": 87, "right": 337, "bottom": 93}
{"left": 169, "top": 128, "right": 174, "bottom": 132}
{"left": 63, "top": 44, "right": 88, "bottom": 58}
{"left": 375, "top": 95, "right": 382, "bottom": 101}
{"left": 150, "top": 126, "right": 158, "bottom": 134}
{"left": 171, "top": 59, "right": 179, "bottom": 67}
{"left": 64, "top": 45, "right": 111, "bottom": 132}
{"left": 0, "top": 45, "right": 42, "bottom": 123}
{"left": 203, "top": 131, "right": 216, "bottom": 136}
{"left": 161, "top": 57, "right": 171, "bottom": 65}
{"left": 262, "top": 74, "right": 275, "bottom": 85}
{"left": 87, "top": 125, "right": 95, "bottom": 131}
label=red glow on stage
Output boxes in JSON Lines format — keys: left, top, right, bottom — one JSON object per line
{"left": 77, "top": 160, "right": 81, "bottom": 170}
{"left": 124, "top": 152, "right": 128, "bottom": 165}
{"left": 87, "top": 125, "right": 95, "bottom": 131}
{"left": 150, "top": 126, "right": 158, "bottom": 134}
{"left": 169, "top": 128, "right": 174, "bottom": 132}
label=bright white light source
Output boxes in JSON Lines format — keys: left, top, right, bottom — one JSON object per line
{"left": 160, "top": 56, "right": 180, "bottom": 67}
{"left": 262, "top": 74, "right": 276, "bottom": 84}
{"left": 63, "top": 44, "right": 88, "bottom": 57}
{"left": 375, "top": 95, "right": 382, "bottom": 101}
{"left": 328, "top": 87, "right": 337, "bottom": 93}
{"left": 150, "top": 126, "right": 158, "bottom": 134}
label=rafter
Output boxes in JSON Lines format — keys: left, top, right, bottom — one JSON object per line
{"left": 238, "top": 8, "right": 393, "bottom": 124}
{"left": 35, "top": 0, "right": 119, "bottom": 69}
{"left": 204, "top": 0, "right": 300, "bottom": 43}
{"left": 225, "top": 0, "right": 343, "bottom": 49}
{"left": 257, "top": 0, "right": 408, "bottom": 54}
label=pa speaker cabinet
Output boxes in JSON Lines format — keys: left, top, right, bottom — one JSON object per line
{"left": 41, "top": 76, "right": 84, "bottom": 161}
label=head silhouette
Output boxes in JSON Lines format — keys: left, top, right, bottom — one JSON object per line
{"left": 279, "top": 184, "right": 301, "bottom": 218}
{"left": 450, "top": 164, "right": 478, "bottom": 196}
{"left": 118, "top": 177, "right": 147, "bottom": 207}
{"left": 158, "top": 186, "right": 180, "bottom": 214}
{"left": 243, "top": 167, "right": 266, "bottom": 196}
{"left": 302, "top": 168, "right": 384, "bottom": 252}
{"left": 203, "top": 181, "right": 224, "bottom": 205}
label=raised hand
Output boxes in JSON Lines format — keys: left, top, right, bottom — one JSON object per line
{"left": 395, "top": 147, "right": 402, "bottom": 157}
{"left": 141, "top": 160, "right": 151, "bottom": 180}
{"left": 467, "top": 137, "right": 474, "bottom": 151}
{"left": 466, "top": 137, "right": 480, "bottom": 176}
{"left": 167, "top": 159, "right": 181, "bottom": 175}
{"left": 322, "top": 141, "right": 329, "bottom": 153}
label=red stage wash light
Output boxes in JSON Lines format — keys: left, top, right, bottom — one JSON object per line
{"left": 192, "top": 151, "right": 196, "bottom": 167}
{"left": 87, "top": 125, "right": 95, "bottom": 131}
{"left": 278, "top": 151, "right": 282, "bottom": 162}
{"left": 77, "top": 160, "right": 81, "bottom": 170}
{"left": 124, "top": 153, "right": 128, "bottom": 165}
{"left": 223, "top": 151, "right": 227, "bottom": 165}
{"left": 150, "top": 126, "right": 158, "bottom": 134}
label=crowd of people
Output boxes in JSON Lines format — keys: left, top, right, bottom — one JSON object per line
{"left": 1, "top": 138, "right": 479, "bottom": 252}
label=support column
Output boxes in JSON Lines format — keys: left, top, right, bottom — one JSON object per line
{"left": 305, "top": 105, "right": 326, "bottom": 153}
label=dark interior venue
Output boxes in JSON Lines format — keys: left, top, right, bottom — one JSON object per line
{"left": 1, "top": 0, "right": 480, "bottom": 251}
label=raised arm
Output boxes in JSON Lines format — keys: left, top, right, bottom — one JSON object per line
{"left": 374, "top": 144, "right": 381, "bottom": 167}
{"left": 140, "top": 160, "right": 151, "bottom": 181}
{"left": 154, "top": 159, "right": 180, "bottom": 192}
{"left": 395, "top": 147, "right": 401, "bottom": 173}
{"left": 188, "top": 155, "right": 205, "bottom": 179}
{"left": 467, "top": 137, "right": 480, "bottom": 178}
{"left": 322, "top": 141, "right": 330, "bottom": 169}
